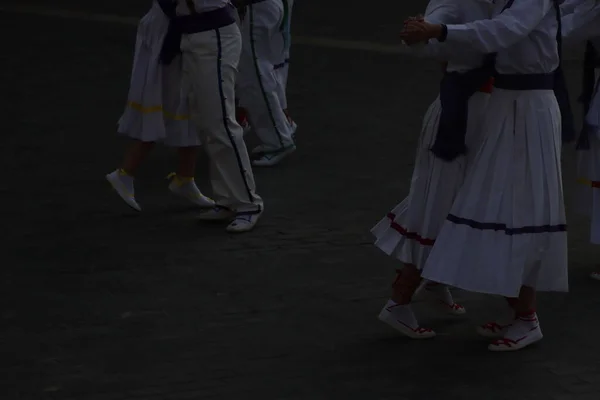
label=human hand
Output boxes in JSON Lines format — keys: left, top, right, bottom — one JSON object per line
{"left": 403, "top": 14, "right": 424, "bottom": 25}
{"left": 400, "top": 21, "right": 442, "bottom": 45}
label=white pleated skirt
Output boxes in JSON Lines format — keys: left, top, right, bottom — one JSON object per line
{"left": 421, "top": 89, "right": 568, "bottom": 298}
{"left": 371, "top": 91, "right": 490, "bottom": 268}
{"left": 117, "top": 2, "right": 200, "bottom": 147}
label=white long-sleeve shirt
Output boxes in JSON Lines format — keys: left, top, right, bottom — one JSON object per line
{"left": 176, "top": 0, "right": 229, "bottom": 15}
{"left": 411, "top": 0, "right": 494, "bottom": 72}
{"left": 443, "top": 0, "right": 560, "bottom": 74}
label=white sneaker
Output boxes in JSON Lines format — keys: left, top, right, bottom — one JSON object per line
{"left": 590, "top": 272, "right": 600, "bottom": 281}
{"left": 251, "top": 145, "right": 296, "bottom": 167}
{"left": 106, "top": 169, "right": 141, "bottom": 211}
{"left": 167, "top": 173, "right": 214, "bottom": 208}
{"left": 378, "top": 300, "right": 436, "bottom": 339}
{"left": 226, "top": 208, "right": 263, "bottom": 233}
{"left": 414, "top": 282, "right": 466, "bottom": 315}
{"left": 488, "top": 313, "right": 543, "bottom": 352}
{"left": 197, "top": 206, "right": 235, "bottom": 222}
{"left": 476, "top": 318, "right": 514, "bottom": 339}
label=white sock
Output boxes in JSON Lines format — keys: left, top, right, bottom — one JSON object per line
{"left": 384, "top": 300, "right": 419, "bottom": 328}
{"left": 504, "top": 312, "right": 540, "bottom": 340}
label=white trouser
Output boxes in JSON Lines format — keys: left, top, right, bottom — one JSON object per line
{"left": 238, "top": 0, "right": 294, "bottom": 151}
{"left": 275, "top": 0, "right": 293, "bottom": 110}
{"left": 180, "top": 23, "right": 263, "bottom": 212}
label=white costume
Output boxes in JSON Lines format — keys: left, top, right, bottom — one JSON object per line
{"left": 237, "top": 0, "right": 296, "bottom": 166}
{"left": 419, "top": 0, "right": 567, "bottom": 351}
{"left": 107, "top": 1, "right": 215, "bottom": 213}
{"left": 372, "top": 0, "right": 494, "bottom": 274}
{"left": 275, "top": 0, "right": 293, "bottom": 111}
{"left": 118, "top": 1, "right": 200, "bottom": 147}
{"left": 421, "top": 0, "right": 568, "bottom": 298}
{"left": 177, "top": 0, "right": 264, "bottom": 232}
{"left": 562, "top": 1, "right": 600, "bottom": 243}
{"left": 373, "top": 0, "right": 496, "bottom": 340}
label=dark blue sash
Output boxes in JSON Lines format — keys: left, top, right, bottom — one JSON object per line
{"left": 431, "top": 0, "right": 516, "bottom": 161}
{"left": 432, "top": 0, "right": 573, "bottom": 160}
{"left": 159, "top": 2, "right": 236, "bottom": 65}
{"left": 430, "top": 58, "right": 494, "bottom": 161}
{"left": 494, "top": 73, "right": 554, "bottom": 90}
{"left": 234, "top": 0, "right": 267, "bottom": 20}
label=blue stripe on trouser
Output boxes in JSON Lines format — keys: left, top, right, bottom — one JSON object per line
{"left": 215, "top": 28, "right": 255, "bottom": 205}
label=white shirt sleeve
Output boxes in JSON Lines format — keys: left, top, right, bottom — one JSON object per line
{"left": 405, "top": 1, "right": 463, "bottom": 60}
{"left": 423, "top": 0, "right": 462, "bottom": 24}
{"left": 444, "top": 0, "right": 553, "bottom": 53}
{"left": 561, "top": 0, "right": 600, "bottom": 42}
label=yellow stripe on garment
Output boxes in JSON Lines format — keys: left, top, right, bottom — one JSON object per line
{"left": 127, "top": 102, "right": 190, "bottom": 121}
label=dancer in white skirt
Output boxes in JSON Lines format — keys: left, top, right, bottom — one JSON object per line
{"left": 561, "top": 1, "right": 600, "bottom": 279}
{"left": 107, "top": 0, "right": 214, "bottom": 212}
{"left": 175, "top": 0, "right": 264, "bottom": 233}
{"left": 402, "top": 0, "right": 569, "bottom": 351}
{"left": 372, "top": 0, "right": 496, "bottom": 340}
{"left": 237, "top": 0, "right": 297, "bottom": 167}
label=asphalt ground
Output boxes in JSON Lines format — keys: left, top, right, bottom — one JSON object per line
{"left": 1, "top": 1, "right": 599, "bottom": 399}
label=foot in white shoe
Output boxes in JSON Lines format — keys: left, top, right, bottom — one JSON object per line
{"left": 415, "top": 282, "right": 466, "bottom": 316}
{"left": 226, "top": 208, "right": 262, "bottom": 233}
{"left": 197, "top": 206, "right": 235, "bottom": 222}
{"left": 251, "top": 145, "right": 296, "bottom": 167}
{"left": 590, "top": 272, "right": 600, "bottom": 281}
{"left": 106, "top": 169, "right": 141, "bottom": 211}
{"left": 476, "top": 319, "right": 514, "bottom": 339}
{"left": 488, "top": 312, "right": 543, "bottom": 352}
{"left": 167, "top": 173, "right": 214, "bottom": 208}
{"left": 378, "top": 300, "right": 436, "bottom": 339}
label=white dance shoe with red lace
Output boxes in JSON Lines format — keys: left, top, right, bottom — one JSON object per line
{"left": 487, "top": 312, "right": 543, "bottom": 352}
{"left": 378, "top": 300, "right": 436, "bottom": 339}
{"left": 415, "top": 282, "right": 466, "bottom": 316}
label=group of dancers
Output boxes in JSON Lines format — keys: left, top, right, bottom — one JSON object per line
{"left": 106, "top": 0, "right": 295, "bottom": 233}
{"left": 373, "top": 0, "right": 600, "bottom": 351}
{"left": 103, "top": 0, "right": 600, "bottom": 351}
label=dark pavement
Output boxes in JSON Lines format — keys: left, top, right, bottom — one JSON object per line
{"left": 1, "top": 1, "right": 600, "bottom": 399}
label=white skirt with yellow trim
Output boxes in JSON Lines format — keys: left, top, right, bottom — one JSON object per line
{"left": 117, "top": 1, "right": 200, "bottom": 147}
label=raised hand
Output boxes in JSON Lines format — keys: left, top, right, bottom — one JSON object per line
{"left": 404, "top": 14, "right": 424, "bottom": 25}
{"left": 400, "top": 21, "right": 442, "bottom": 45}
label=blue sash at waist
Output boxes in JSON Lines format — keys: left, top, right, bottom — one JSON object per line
{"left": 431, "top": 65, "right": 493, "bottom": 162}
{"left": 492, "top": 69, "right": 575, "bottom": 144}
{"left": 159, "top": 3, "right": 236, "bottom": 65}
